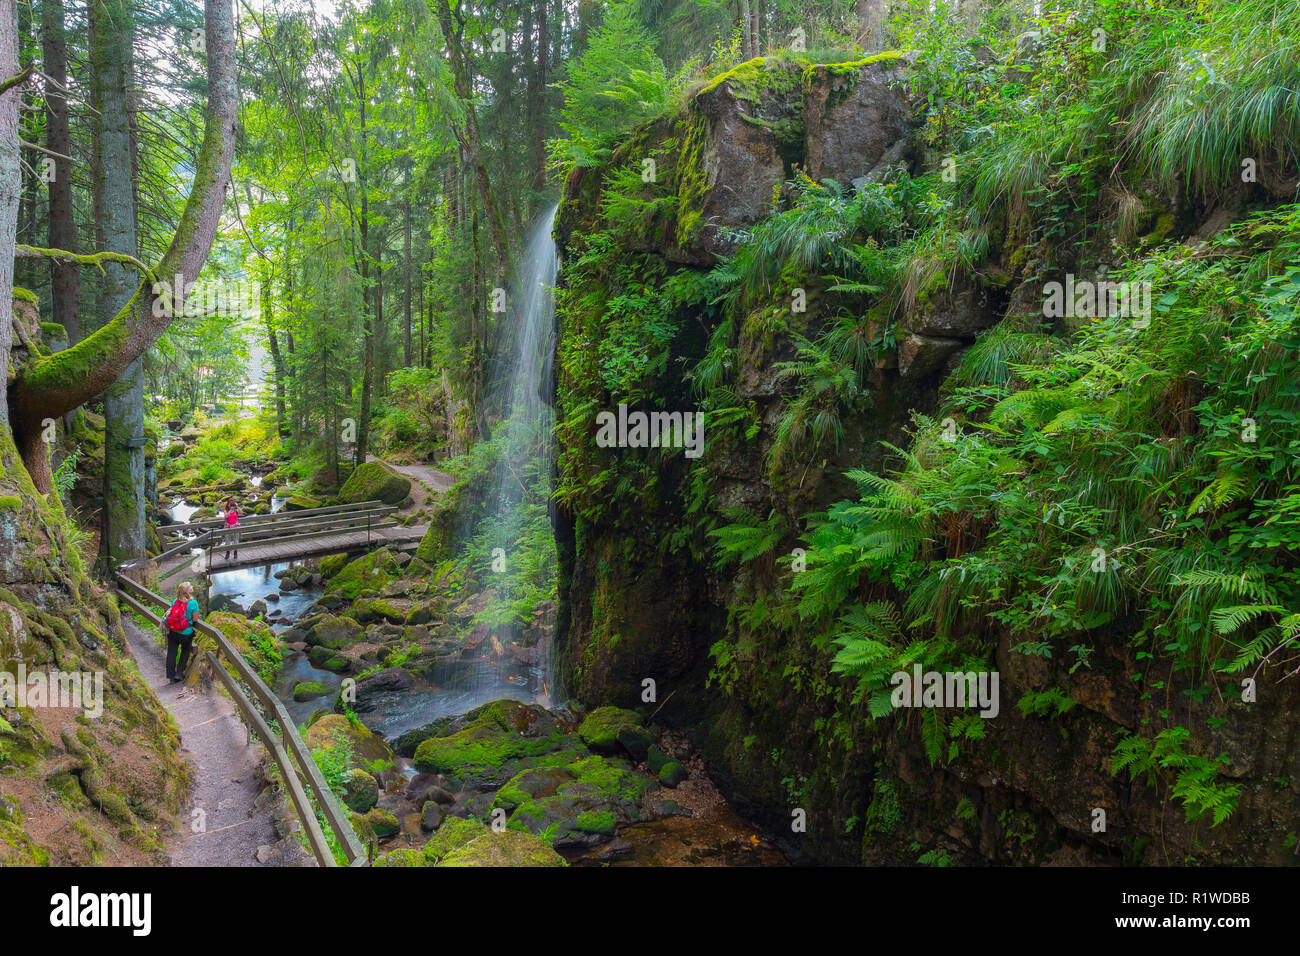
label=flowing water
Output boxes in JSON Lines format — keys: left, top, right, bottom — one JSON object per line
{"left": 208, "top": 562, "right": 323, "bottom": 631}
{"left": 441, "top": 202, "right": 561, "bottom": 712}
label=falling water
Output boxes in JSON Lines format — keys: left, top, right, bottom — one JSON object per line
{"left": 441, "top": 202, "right": 561, "bottom": 712}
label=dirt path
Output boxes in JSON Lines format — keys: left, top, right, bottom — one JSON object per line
{"left": 122, "top": 619, "right": 285, "bottom": 866}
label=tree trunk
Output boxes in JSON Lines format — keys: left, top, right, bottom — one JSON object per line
{"left": 262, "top": 265, "right": 287, "bottom": 438}
{"left": 0, "top": 0, "right": 21, "bottom": 424}
{"left": 857, "top": 0, "right": 885, "bottom": 51}
{"left": 533, "top": 0, "right": 548, "bottom": 193}
{"left": 739, "top": 0, "right": 754, "bottom": 59}
{"left": 402, "top": 150, "right": 412, "bottom": 367}
{"left": 10, "top": 0, "right": 238, "bottom": 492}
{"left": 93, "top": 0, "right": 146, "bottom": 566}
{"left": 434, "top": 0, "right": 509, "bottom": 284}
{"left": 42, "top": 0, "right": 79, "bottom": 344}
{"left": 354, "top": 65, "right": 373, "bottom": 469}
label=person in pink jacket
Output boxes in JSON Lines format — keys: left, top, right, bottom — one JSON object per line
{"left": 223, "top": 498, "right": 241, "bottom": 560}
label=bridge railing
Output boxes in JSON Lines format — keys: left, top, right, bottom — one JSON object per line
{"left": 114, "top": 573, "right": 370, "bottom": 868}
{"left": 140, "top": 499, "right": 404, "bottom": 578}
{"left": 160, "top": 499, "right": 394, "bottom": 536}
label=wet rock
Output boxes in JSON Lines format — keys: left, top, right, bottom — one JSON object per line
{"left": 248, "top": 599, "right": 268, "bottom": 619}
{"left": 292, "top": 680, "right": 329, "bottom": 702}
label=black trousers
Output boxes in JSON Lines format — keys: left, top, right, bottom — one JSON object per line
{"left": 165, "top": 630, "right": 194, "bottom": 680}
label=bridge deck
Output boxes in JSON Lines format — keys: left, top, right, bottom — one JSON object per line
{"left": 189, "top": 523, "right": 429, "bottom": 574}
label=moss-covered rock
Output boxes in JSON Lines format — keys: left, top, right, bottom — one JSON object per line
{"left": 339, "top": 460, "right": 411, "bottom": 505}
{"left": 341, "top": 769, "right": 379, "bottom": 813}
{"left": 304, "top": 714, "right": 395, "bottom": 771}
{"left": 292, "top": 680, "right": 329, "bottom": 702}
{"left": 658, "top": 761, "right": 687, "bottom": 788}
{"left": 328, "top": 548, "right": 404, "bottom": 601}
{"left": 422, "top": 816, "right": 489, "bottom": 863}
{"left": 436, "top": 828, "right": 568, "bottom": 867}
{"left": 373, "top": 847, "right": 427, "bottom": 867}
{"left": 362, "top": 807, "right": 400, "bottom": 838}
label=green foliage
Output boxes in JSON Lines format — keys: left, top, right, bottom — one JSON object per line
{"left": 1112, "top": 727, "right": 1240, "bottom": 826}
{"left": 552, "top": 0, "right": 671, "bottom": 169}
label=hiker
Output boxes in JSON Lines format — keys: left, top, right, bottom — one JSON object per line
{"left": 223, "top": 497, "right": 241, "bottom": 560}
{"left": 163, "top": 582, "right": 200, "bottom": 684}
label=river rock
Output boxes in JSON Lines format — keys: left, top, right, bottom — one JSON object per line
{"left": 292, "top": 680, "right": 329, "bottom": 702}
{"left": 658, "top": 761, "right": 687, "bottom": 788}
{"left": 420, "top": 801, "right": 443, "bottom": 831}
{"left": 342, "top": 770, "right": 379, "bottom": 813}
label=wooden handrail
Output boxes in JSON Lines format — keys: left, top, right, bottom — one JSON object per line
{"left": 200, "top": 522, "right": 401, "bottom": 573}
{"left": 204, "top": 507, "right": 398, "bottom": 545}
{"left": 115, "top": 573, "right": 368, "bottom": 867}
{"left": 161, "top": 499, "right": 391, "bottom": 535}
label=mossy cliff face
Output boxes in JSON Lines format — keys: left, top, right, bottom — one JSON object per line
{"left": 0, "top": 295, "right": 189, "bottom": 864}
{"left": 552, "top": 59, "right": 1300, "bottom": 865}
{"left": 0, "top": 419, "right": 189, "bottom": 864}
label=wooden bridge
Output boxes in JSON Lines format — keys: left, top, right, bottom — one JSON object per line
{"left": 145, "top": 499, "right": 428, "bottom": 580}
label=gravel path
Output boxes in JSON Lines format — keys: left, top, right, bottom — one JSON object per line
{"left": 123, "top": 619, "right": 281, "bottom": 866}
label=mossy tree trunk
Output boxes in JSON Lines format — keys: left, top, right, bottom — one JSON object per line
{"left": 0, "top": 0, "right": 19, "bottom": 411}
{"left": 42, "top": 0, "right": 79, "bottom": 344}
{"left": 8, "top": 0, "right": 237, "bottom": 494}
{"left": 93, "top": 0, "right": 147, "bottom": 565}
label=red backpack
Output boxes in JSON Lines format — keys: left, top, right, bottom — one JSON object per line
{"left": 164, "top": 599, "right": 191, "bottom": 633}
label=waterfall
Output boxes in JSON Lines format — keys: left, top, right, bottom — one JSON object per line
{"left": 432, "top": 203, "right": 561, "bottom": 715}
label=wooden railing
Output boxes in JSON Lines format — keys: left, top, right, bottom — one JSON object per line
{"left": 141, "top": 499, "right": 402, "bottom": 579}
{"left": 114, "top": 573, "right": 369, "bottom": 868}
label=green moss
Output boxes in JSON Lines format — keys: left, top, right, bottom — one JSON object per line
{"left": 437, "top": 828, "right": 568, "bottom": 867}
{"left": 412, "top": 719, "right": 568, "bottom": 777}
{"left": 699, "top": 53, "right": 804, "bottom": 104}
{"left": 292, "top": 680, "right": 328, "bottom": 701}
{"left": 338, "top": 460, "right": 411, "bottom": 505}
{"left": 11, "top": 286, "right": 37, "bottom": 304}
{"left": 318, "top": 552, "right": 351, "bottom": 577}
{"left": 574, "top": 810, "right": 618, "bottom": 835}
{"left": 577, "top": 707, "right": 642, "bottom": 749}
{"left": 0, "top": 496, "right": 21, "bottom": 512}
{"left": 563, "top": 754, "right": 653, "bottom": 803}
{"left": 373, "top": 848, "right": 427, "bottom": 867}
{"left": 329, "top": 548, "right": 403, "bottom": 601}
{"left": 423, "top": 816, "right": 489, "bottom": 863}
